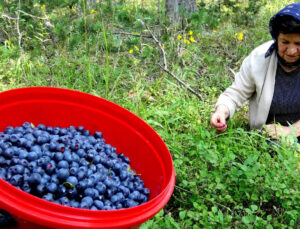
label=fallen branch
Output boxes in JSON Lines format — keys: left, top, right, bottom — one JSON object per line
{"left": 140, "top": 20, "right": 203, "bottom": 100}
{"left": 113, "top": 31, "right": 152, "bottom": 38}
{"left": 18, "top": 10, "right": 48, "bottom": 20}
{"left": 1, "top": 14, "right": 17, "bottom": 20}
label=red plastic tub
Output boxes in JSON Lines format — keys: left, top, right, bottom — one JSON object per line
{"left": 0, "top": 87, "right": 175, "bottom": 229}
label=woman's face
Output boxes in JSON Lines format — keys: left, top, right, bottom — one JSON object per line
{"left": 277, "top": 33, "right": 300, "bottom": 63}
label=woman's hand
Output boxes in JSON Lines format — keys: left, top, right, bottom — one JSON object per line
{"left": 264, "top": 124, "right": 297, "bottom": 139}
{"left": 210, "top": 105, "right": 229, "bottom": 133}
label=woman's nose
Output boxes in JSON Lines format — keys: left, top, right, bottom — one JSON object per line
{"left": 287, "top": 45, "right": 298, "bottom": 55}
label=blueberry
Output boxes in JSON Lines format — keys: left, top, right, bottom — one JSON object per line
{"left": 10, "top": 174, "right": 23, "bottom": 186}
{"left": 77, "top": 126, "right": 84, "bottom": 133}
{"left": 111, "top": 193, "right": 123, "bottom": 204}
{"left": 76, "top": 149, "right": 85, "bottom": 158}
{"left": 35, "top": 184, "right": 46, "bottom": 196}
{"left": 57, "top": 160, "right": 69, "bottom": 169}
{"left": 94, "top": 200, "right": 104, "bottom": 209}
{"left": 28, "top": 173, "right": 42, "bottom": 185}
{"left": 31, "top": 145, "right": 42, "bottom": 154}
{"left": 49, "top": 142, "right": 58, "bottom": 151}
{"left": 9, "top": 134, "right": 19, "bottom": 143}
{"left": 22, "top": 182, "right": 31, "bottom": 193}
{"left": 66, "top": 176, "right": 78, "bottom": 186}
{"left": 59, "top": 196, "right": 70, "bottom": 206}
{"left": 54, "top": 152, "right": 64, "bottom": 161}
{"left": 94, "top": 131, "right": 102, "bottom": 139}
{"left": 47, "top": 182, "right": 58, "bottom": 193}
{"left": 80, "top": 196, "right": 93, "bottom": 209}
{"left": 90, "top": 205, "right": 98, "bottom": 210}
{"left": 70, "top": 200, "right": 80, "bottom": 208}
{"left": 52, "top": 127, "right": 60, "bottom": 135}
{"left": 37, "top": 135, "right": 49, "bottom": 145}
{"left": 102, "top": 205, "right": 112, "bottom": 210}
{"left": 19, "top": 158, "right": 29, "bottom": 167}
{"left": 43, "top": 193, "right": 54, "bottom": 201}
{"left": 84, "top": 188, "right": 96, "bottom": 199}
{"left": 57, "top": 143, "right": 65, "bottom": 153}
{"left": 57, "top": 168, "right": 69, "bottom": 180}
{"left": 37, "top": 124, "right": 46, "bottom": 130}
{"left": 125, "top": 199, "right": 138, "bottom": 208}
{"left": 67, "top": 187, "right": 78, "bottom": 199}
{"left": 3, "top": 148, "right": 14, "bottom": 158}
{"left": 22, "top": 122, "right": 32, "bottom": 129}
{"left": 44, "top": 161, "right": 56, "bottom": 174}
{"left": 58, "top": 184, "right": 67, "bottom": 197}
{"left": 118, "top": 185, "right": 130, "bottom": 197}
{"left": 129, "top": 190, "right": 140, "bottom": 201}
{"left": 18, "top": 150, "right": 28, "bottom": 159}
{"left": 63, "top": 151, "right": 73, "bottom": 162}
{"left": 10, "top": 165, "right": 24, "bottom": 174}
{"left": 27, "top": 151, "right": 38, "bottom": 161}
{"left": 0, "top": 156, "right": 6, "bottom": 165}
{"left": 69, "top": 166, "right": 78, "bottom": 176}
{"left": 76, "top": 170, "right": 86, "bottom": 180}
{"left": 41, "top": 143, "right": 50, "bottom": 152}
{"left": 50, "top": 174, "right": 59, "bottom": 184}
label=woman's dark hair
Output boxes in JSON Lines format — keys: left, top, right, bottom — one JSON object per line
{"left": 271, "top": 15, "right": 300, "bottom": 38}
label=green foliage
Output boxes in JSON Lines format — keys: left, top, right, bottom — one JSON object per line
{"left": 0, "top": 0, "right": 299, "bottom": 228}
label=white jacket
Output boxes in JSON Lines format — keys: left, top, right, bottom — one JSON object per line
{"left": 215, "top": 40, "right": 278, "bottom": 129}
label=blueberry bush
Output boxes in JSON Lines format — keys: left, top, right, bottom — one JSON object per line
{"left": 0, "top": 0, "right": 299, "bottom": 228}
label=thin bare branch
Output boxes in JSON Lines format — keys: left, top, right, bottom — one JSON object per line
{"left": 112, "top": 31, "right": 152, "bottom": 38}
{"left": 18, "top": 10, "right": 48, "bottom": 20}
{"left": 141, "top": 20, "right": 203, "bottom": 100}
{"left": 1, "top": 14, "right": 17, "bottom": 20}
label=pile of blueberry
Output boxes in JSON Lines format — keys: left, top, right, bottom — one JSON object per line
{"left": 0, "top": 122, "right": 150, "bottom": 210}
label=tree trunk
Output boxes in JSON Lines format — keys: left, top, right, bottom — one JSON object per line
{"left": 178, "top": 0, "right": 198, "bottom": 13}
{"left": 165, "top": 0, "right": 198, "bottom": 24}
{"left": 165, "top": 0, "right": 179, "bottom": 24}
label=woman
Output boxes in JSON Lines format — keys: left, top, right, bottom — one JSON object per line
{"left": 210, "top": 3, "right": 300, "bottom": 140}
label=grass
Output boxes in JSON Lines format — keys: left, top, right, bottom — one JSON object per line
{"left": 0, "top": 0, "right": 299, "bottom": 228}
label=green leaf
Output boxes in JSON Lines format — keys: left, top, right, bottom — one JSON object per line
{"left": 250, "top": 205, "right": 258, "bottom": 211}
{"left": 179, "top": 211, "right": 186, "bottom": 220}
{"left": 63, "top": 182, "right": 75, "bottom": 188}
{"left": 242, "top": 215, "right": 256, "bottom": 224}
{"left": 267, "top": 215, "right": 272, "bottom": 221}
{"left": 193, "top": 202, "right": 200, "bottom": 210}
{"left": 212, "top": 206, "right": 218, "bottom": 213}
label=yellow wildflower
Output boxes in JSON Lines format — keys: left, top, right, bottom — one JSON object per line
{"left": 177, "top": 35, "right": 182, "bottom": 40}
{"left": 190, "top": 36, "right": 196, "bottom": 43}
{"left": 213, "top": 30, "right": 217, "bottom": 33}
{"left": 237, "top": 33, "right": 244, "bottom": 41}
{"left": 183, "top": 38, "right": 190, "bottom": 44}
{"left": 189, "top": 30, "right": 193, "bottom": 36}
{"left": 71, "top": 6, "right": 76, "bottom": 12}
{"left": 41, "top": 4, "right": 45, "bottom": 9}
{"left": 129, "top": 49, "right": 133, "bottom": 54}
{"left": 134, "top": 45, "right": 139, "bottom": 51}
{"left": 162, "top": 44, "right": 165, "bottom": 50}
{"left": 90, "top": 9, "right": 96, "bottom": 14}
{"left": 223, "top": 5, "right": 227, "bottom": 9}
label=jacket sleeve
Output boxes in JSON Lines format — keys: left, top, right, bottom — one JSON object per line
{"left": 214, "top": 54, "right": 256, "bottom": 120}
